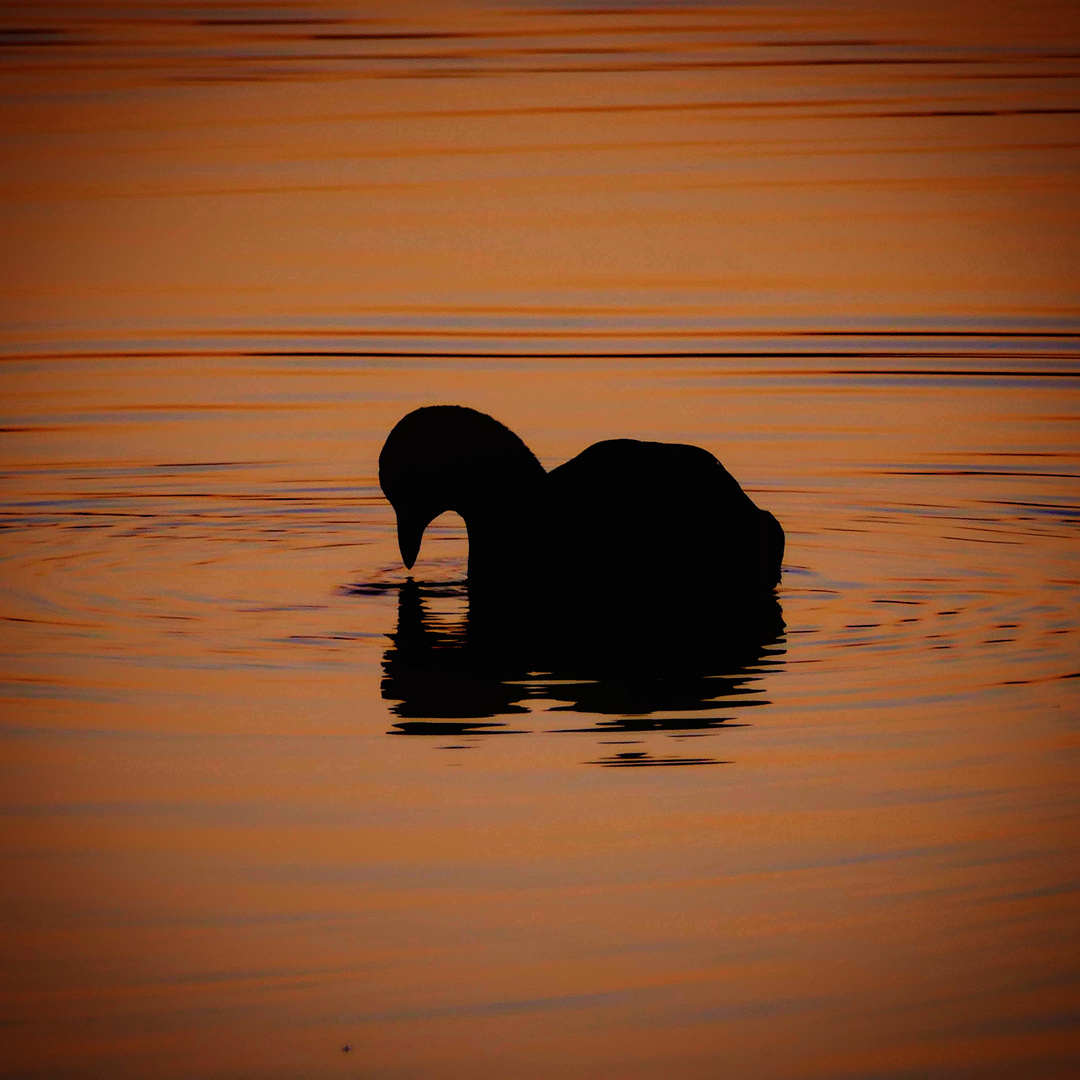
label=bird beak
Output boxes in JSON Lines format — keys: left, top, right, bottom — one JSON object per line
{"left": 395, "top": 510, "right": 429, "bottom": 571}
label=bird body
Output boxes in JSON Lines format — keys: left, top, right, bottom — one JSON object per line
{"left": 378, "top": 406, "right": 784, "bottom": 603}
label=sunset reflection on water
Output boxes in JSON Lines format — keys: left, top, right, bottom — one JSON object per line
{"left": 1, "top": 1, "right": 1078, "bottom": 1077}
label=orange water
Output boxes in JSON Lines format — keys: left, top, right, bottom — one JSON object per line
{"left": 1, "top": 3, "right": 1078, "bottom": 1077}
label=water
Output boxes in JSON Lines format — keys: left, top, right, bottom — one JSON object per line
{"left": 1, "top": 2, "right": 1079, "bottom": 1077}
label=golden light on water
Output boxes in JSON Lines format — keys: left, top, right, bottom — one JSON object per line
{"left": 1, "top": 2, "right": 1078, "bottom": 1077}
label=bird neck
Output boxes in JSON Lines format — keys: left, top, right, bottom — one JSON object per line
{"left": 458, "top": 486, "right": 539, "bottom": 587}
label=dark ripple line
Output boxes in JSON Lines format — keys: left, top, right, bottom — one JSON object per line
{"left": 10, "top": 168, "right": 1078, "bottom": 200}
{"left": 22, "top": 95, "right": 1069, "bottom": 134}
{"left": 8, "top": 49, "right": 1080, "bottom": 72}
{"left": 884, "top": 470, "right": 1079, "bottom": 479}
{"left": 239, "top": 353, "right": 1080, "bottom": 374}
{"left": 585, "top": 752, "right": 729, "bottom": 768}
{"left": 3, "top": 348, "right": 1079, "bottom": 374}
{"left": 310, "top": 31, "right": 893, "bottom": 45}
{"left": 217, "top": 330, "right": 1080, "bottom": 340}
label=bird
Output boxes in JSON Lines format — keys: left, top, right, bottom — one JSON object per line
{"left": 378, "top": 406, "right": 784, "bottom": 608}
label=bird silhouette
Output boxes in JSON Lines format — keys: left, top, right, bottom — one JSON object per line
{"left": 378, "top": 406, "right": 784, "bottom": 606}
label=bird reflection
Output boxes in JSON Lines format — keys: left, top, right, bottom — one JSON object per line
{"left": 380, "top": 579, "right": 784, "bottom": 766}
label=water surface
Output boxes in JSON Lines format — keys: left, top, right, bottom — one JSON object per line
{"left": 1, "top": 2, "right": 1079, "bottom": 1077}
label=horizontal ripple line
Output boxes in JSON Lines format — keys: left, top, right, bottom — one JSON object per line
{"left": 2, "top": 349, "right": 1079, "bottom": 373}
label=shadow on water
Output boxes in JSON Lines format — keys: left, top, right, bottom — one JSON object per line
{"left": 373, "top": 579, "right": 785, "bottom": 767}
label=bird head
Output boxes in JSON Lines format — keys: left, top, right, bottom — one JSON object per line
{"left": 378, "top": 406, "right": 545, "bottom": 571}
